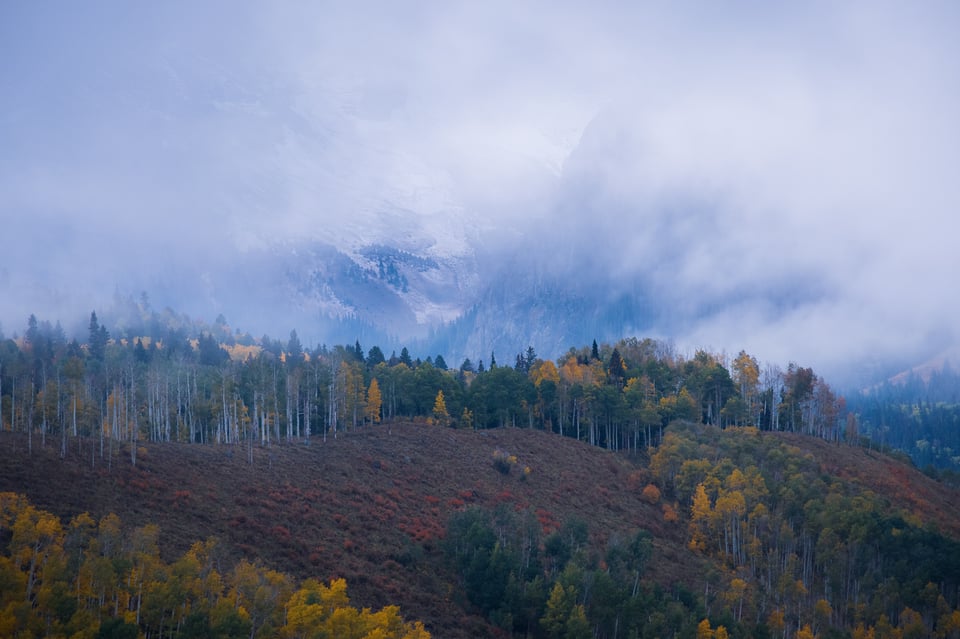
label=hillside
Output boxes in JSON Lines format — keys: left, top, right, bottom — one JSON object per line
{"left": 3, "top": 423, "right": 960, "bottom": 638}
{"left": 0, "top": 425, "right": 687, "bottom": 637}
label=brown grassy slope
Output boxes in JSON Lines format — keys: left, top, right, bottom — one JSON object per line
{"left": 0, "top": 426, "right": 694, "bottom": 637}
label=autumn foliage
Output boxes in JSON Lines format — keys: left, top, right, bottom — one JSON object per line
{"left": 0, "top": 493, "right": 429, "bottom": 638}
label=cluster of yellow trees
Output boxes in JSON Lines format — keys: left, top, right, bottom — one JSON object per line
{"left": 0, "top": 492, "right": 429, "bottom": 639}
{"left": 651, "top": 423, "right": 960, "bottom": 639}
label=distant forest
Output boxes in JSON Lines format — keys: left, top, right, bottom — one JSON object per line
{"left": 2, "top": 300, "right": 960, "bottom": 476}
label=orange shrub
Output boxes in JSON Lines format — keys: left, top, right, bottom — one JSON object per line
{"left": 641, "top": 484, "right": 661, "bottom": 504}
{"left": 662, "top": 502, "right": 679, "bottom": 523}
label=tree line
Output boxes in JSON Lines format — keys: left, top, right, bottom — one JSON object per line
{"left": 0, "top": 310, "right": 856, "bottom": 464}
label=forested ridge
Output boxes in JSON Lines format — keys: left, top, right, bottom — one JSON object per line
{"left": 0, "top": 307, "right": 882, "bottom": 456}
{"left": 2, "top": 308, "right": 960, "bottom": 638}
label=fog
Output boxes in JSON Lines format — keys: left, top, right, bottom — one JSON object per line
{"left": 2, "top": 2, "right": 958, "bottom": 381}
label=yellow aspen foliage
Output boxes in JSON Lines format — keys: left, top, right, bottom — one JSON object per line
{"left": 560, "top": 358, "right": 586, "bottom": 386}
{"left": 723, "top": 578, "right": 749, "bottom": 621}
{"left": 432, "top": 390, "right": 450, "bottom": 426}
{"left": 936, "top": 610, "right": 960, "bottom": 639}
{"left": 874, "top": 614, "right": 900, "bottom": 639}
{"left": 401, "top": 621, "right": 432, "bottom": 638}
{"left": 689, "top": 483, "right": 712, "bottom": 552}
{"left": 675, "top": 387, "right": 699, "bottom": 421}
{"left": 284, "top": 578, "right": 430, "bottom": 639}
{"left": 767, "top": 609, "right": 785, "bottom": 638}
{"left": 715, "top": 626, "right": 730, "bottom": 639}
{"left": 542, "top": 582, "right": 576, "bottom": 638}
{"left": 228, "top": 559, "right": 294, "bottom": 637}
{"left": 814, "top": 598, "right": 833, "bottom": 632}
{"left": 366, "top": 378, "right": 383, "bottom": 424}
{"left": 0, "top": 494, "right": 430, "bottom": 639}
{"left": 565, "top": 604, "right": 592, "bottom": 639}
{"left": 796, "top": 623, "right": 817, "bottom": 639}
{"left": 697, "top": 618, "right": 714, "bottom": 639}
{"left": 898, "top": 607, "right": 926, "bottom": 639}
{"left": 530, "top": 359, "right": 560, "bottom": 386}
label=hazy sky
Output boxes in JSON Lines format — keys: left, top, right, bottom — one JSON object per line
{"left": 2, "top": 2, "right": 958, "bottom": 379}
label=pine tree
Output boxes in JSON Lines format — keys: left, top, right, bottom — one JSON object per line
{"left": 367, "top": 346, "right": 386, "bottom": 367}
{"left": 287, "top": 330, "right": 303, "bottom": 362}
{"left": 88, "top": 311, "right": 108, "bottom": 362}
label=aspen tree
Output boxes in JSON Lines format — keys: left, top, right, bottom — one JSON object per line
{"left": 366, "top": 378, "right": 382, "bottom": 425}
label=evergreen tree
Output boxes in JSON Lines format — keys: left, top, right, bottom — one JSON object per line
{"left": 608, "top": 348, "right": 626, "bottom": 386}
{"left": 88, "top": 311, "right": 108, "bottom": 362}
{"left": 287, "top": 330, "right": 303, "bottom": 362}
{"left": 198, "top": 333, "right": 229, "bottom": 367}
{"left": 134, "top": 338, "right": 149, "bottom": 364}
{"left": 525, "top": 346, "right": 537, "bottom": 370}
{"left": 515, "top": 354, "right": 526, "bottom": 373}
{"left": 367, "top": 345, "right": 386, "bottom": 367}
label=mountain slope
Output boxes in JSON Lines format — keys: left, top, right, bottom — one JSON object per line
{"left": 2, "top": 424, "right": 959, "bottom": 637}
{"left": 0, "top": 427, "right": 685, "bottom": 636}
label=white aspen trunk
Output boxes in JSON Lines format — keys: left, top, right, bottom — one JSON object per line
{"left": 130, "top": 369, "right": 137, "bottom": 466}
{"left": 41, "top": 367, "right": 48, "bottom": 447}
{"left": 285, "top": 381, "right": 292, "bottom": 443}
{"left": 273, "top": 364, "right": 280, "bottom": 443}
{"left": 327, "top": 378, "right": 336, "bottom": 440}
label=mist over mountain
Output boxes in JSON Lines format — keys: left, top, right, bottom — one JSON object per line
{"left": 3, "top": 2, "right": 959, "bottom": 385}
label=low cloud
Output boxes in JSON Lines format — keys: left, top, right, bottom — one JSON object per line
{"left": 1, "top": 2, "right": 957, "bottom": 381}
